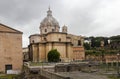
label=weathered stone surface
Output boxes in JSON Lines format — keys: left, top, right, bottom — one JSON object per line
{"left": 0, "top": 23, "right": 23, "bottom": 73}
{"left": 28, "top": 8, "right": 85, "bottom": 62}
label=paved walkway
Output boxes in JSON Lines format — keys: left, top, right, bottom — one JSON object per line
{"left": 58, "top": 71, "right": 109, "bottom": 79}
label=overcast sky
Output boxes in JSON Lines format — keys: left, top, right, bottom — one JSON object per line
{"left": 0, "top": 0, "right": 120, "bottom": 47}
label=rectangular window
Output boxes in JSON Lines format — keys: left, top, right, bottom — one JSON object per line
{"left": 78, "top": 40, "right": 81, "bottom": 46}
{"left": 52, "top": 29, "right": 54, "bottom": 32}
{"left": 5, "top": 64, "right": 12, "bottom": 73}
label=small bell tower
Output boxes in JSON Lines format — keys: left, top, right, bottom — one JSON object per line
{"left": 62, "top": 25, "right": 67, "bottom": 33}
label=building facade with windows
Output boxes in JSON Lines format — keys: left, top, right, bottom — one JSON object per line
{"left": 28, "top": 8, "right": 85, "bottom": 62}
{"left": 0, "top": 23, "right": 23, "bottom": 73}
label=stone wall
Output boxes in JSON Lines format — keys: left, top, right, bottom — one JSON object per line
{"left": 85, "top": 54, "right": 118, "bottom": 63}
{"left": 54, "top": 63, "right": 99, "bottom": 73}
{"left": 73, "top": 46, "right": 85, "bottom": 61}
{"left": 24, "top": 65, "right": 70, "bottom": 79}
{"left": 0, "top": 32, "right": 23, "bottom": 73}
{"left": 55, "top": 64, "right": 81, "bottom": 72}
{"left": 0, "top": 23, "right": 23, "bottom": 73}
{"left": 40, "top": 69, "right": 70, "bottom": 79}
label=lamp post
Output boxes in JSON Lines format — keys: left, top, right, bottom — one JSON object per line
{"left": 117, "top": 53, "right": 120, "bottom": 77}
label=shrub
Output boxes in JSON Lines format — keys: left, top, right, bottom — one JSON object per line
{"left": 47, "top": 49, "right": 60, "bottom": 62}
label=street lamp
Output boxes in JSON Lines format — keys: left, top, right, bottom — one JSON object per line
{"left": 117, "top": 53, "right": 120, "bottom": 76}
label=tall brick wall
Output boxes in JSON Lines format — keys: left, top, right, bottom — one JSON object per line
{"left": 0, "top": 24, "right": 23, "bottom": 73}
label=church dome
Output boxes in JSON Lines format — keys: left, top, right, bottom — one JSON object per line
{"left": 40, "top": 7, "right": 60, "bottom": 34}
{"left": 40, "top": 8, "right": 59, "bottom": 27}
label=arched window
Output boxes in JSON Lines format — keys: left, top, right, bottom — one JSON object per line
{"left": 45, "top": 29, "right": 47, "bottom": 32}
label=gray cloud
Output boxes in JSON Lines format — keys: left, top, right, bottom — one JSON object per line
{"left": 0, "top": 0, "right": 120, "bottom": 47}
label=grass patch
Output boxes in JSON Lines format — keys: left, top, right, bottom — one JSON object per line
{"left": 0, "top": 74, "right": 18, "bottom": 79}
{"left": 108, "top": 75, "right": 120, "bottom": 79}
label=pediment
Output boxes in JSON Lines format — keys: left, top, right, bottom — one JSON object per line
{"left": 0, "top": 23, "right": 22, "bottom": 33}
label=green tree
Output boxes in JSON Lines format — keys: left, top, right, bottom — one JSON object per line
{"left": 84, "top": 43, "right": 90, "bottom": 50}
{"left": 47, "top": 49, "right": 60, "bottom": 62}
{"left": 90, "top": 36, "right": 103, "bottom": 48}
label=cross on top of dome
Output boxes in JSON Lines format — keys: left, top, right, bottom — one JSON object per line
{"left": 47, "top": 6, "right": 52, "bottom": 16}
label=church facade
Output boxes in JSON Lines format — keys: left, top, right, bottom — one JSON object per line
{"left": 28, "top": 8, "right": 85, "bottom": 62}
{"left": 0, "top": 23, "right": 23, "bottom": 73}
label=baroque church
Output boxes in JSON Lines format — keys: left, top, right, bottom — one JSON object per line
{"left": 28, "top": 8, "right": 85, "bottom": 62}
